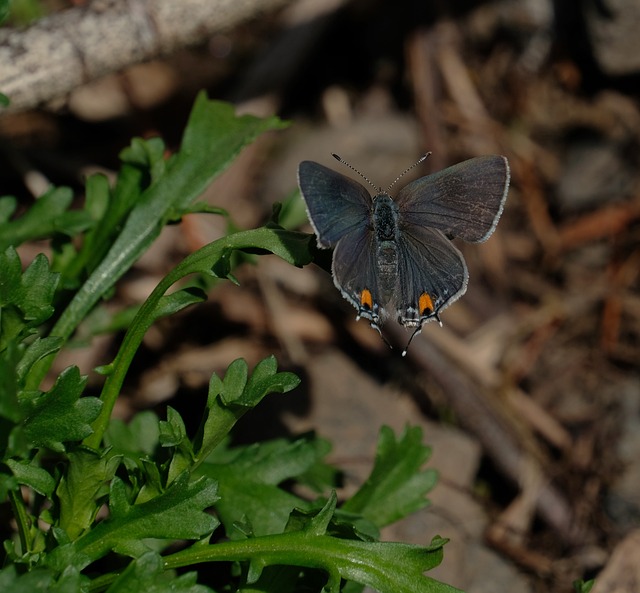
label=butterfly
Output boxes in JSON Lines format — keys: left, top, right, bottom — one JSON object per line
{"left": 298, "top": 153, "right": 510, "bottom": 354}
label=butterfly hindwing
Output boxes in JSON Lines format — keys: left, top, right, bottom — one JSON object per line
{"left": 394, "top": 223, "right": 468, "bottom": 325}
{"left": 332, "top": 224, "right": 384, "bottom": 323}
{"left": 395, "top": 155, "right": 509, "bottom": 243}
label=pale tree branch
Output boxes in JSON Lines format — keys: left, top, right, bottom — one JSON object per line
{"left": 0, "top": 0, "right": 296, "bottom": 113}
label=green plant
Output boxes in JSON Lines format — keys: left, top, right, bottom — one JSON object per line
{"left": 573, "top": 580, "right": 594, "bottom": 593}
{"left": 0, "top": 93, "right": 459, "bottom": 592}
{"left": 3, "top": 0, "right": 45, "bottom": 26}
{"left": 0, "top": 0, "right": 10, "bottom": 23}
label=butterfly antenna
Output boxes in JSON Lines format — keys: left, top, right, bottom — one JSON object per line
{"left": 332, "top": 153, "right": 381, "bottom": 193}
{"left": 386, "top": 152, "right": 432, "bottom": 193}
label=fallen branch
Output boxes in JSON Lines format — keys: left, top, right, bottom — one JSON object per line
{"left": 0, "top": 0, "right": 294, "bottom": 113}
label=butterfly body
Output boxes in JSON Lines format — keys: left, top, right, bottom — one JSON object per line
{"left": 297, "top": 155, "right": 510, "bottom": 353}
{"left": 372, "top": 194, "right": 400, "bottom": 303}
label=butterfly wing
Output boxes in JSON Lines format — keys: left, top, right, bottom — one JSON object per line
{"left": 331, "top": 223, "right": 385, "bottom": 323}
{"left": 298, "top": 161, "right": 384, "bottom": 326}
{"left": 394, "top": 223, "right": 468, "bottom": 326}
{"left": 395, "top": 155, "right": 509, "bottom": 243}
{"left": 298, "top": 161, "right": 372, "bottom": 248}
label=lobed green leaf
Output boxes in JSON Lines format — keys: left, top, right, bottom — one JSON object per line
{"left": 342, "top": 426, "right": 438, "bottom": 527}
{"left": 0, "top": 248, "right": 59, "bottom": 351}
{"left": 199, "top": 437, "right": 327, "bottom": 538}
{"left": 56, "top": 448, "right": 121, "bottom": 539}
{"left": 22, "top": 367, "right": 101, "bottom": 451}
{"left": 47, "top": 473, "right": 219, "bottom": 571}
{"left": 166, "top": 494, "right": 460, "bottom": 593}
{"left": 5, "top": 459, "right": 56, "bottom": 497}
{"left": 0, "top": 187, "right": 93, "bottom": 252}
{"left": 51, "top": 94, "right": 289, "bottom": 350}
{"left": 104, "top": 551, "right": 214, "bottom": 593}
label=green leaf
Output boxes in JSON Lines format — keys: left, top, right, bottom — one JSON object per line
{"left": 16, "top": 336, "right": 64, "bottom": 387}
{"left": 68, "top": 161, "right": 148, "bottom": 281}
{"left": 0, "top": 0, "right": 9, "bottom": 24}
{"left": 22, "top": 366, "right": 102, "bottom": 451}
{"left": 0, "top": 342, "right": 21, "bottom": 424}
{"left": 241, "top": 356, "right": 300, "bottom": 407}
{"left": 49, "top": 566, "right": 87, "bottom": 593}
{"left": 187, "top": 357, "right": 300, "bottom": 474}
{"left": 199, "top": 437, "right": 328, "bottom": 537}
{"left": 166, "top": 496, "right": 459, "bottom": 593}
{"left": 0, "top": 473, "right": 19, "bottom": 501}
{"left": 0, "top": 196, "right": 17, "bottom": 221}
{"left": 51, "top": 94, "right": 289, "bottom": 348}
{"left": 56, "top": 173, "right": 111, "bottom": 286}
{"left": 573, "top": 579, "right": 595, "bottom": 593}
{"left": 119, "top": 136, "right": 167, "bottom": 182}
{"left": 0, "top": 564, "right": 54, "bottom": 592}
{"left": 56, "top": 447, "right": 121, "bottom": 539}
{"left": 177, "top": 201, "right": 229, "bottom": 218}
{"left": 104, "top": 551, "right": 214, "bottom": 593}
{"left": 6, "top": 0, "right": 44, "bottom": 25}
{"left": 159, "top": 406, "right": 189, "bottom": 449}
{"left": 165, "top": 357, "right": 302, "bottom": 484}
{"left": 0, "top": 563, "right": 88, "bottom": 593}
{"left": 48, "top": 473, "right": 219, "bottom": 570}
{"left": 0, "top": 187, "right": 93, "bottom": 251}
{"left": 174, "top": 97, "right": 287, "bottom": 215}
{"left": 342, "top": 426, "right": 438, "bottom": 527}
{"left": 18, "top": 253, "right": 59, "bottom": 322}
{"left": 214, "top": 356, "right": 300, "bottom": 409}
{"left": 320, "top": 535, "right": 457, "bottom": 593}
{"left": 154, "top": 287, "right": 207, "bottom": 319}
{"left": 0, "top": 246, "right": 23, "bottom": 300}
{"left": 0, "top": 249, "right": 60, "bottom": 351}
{"left": 220, "top": 358, "right": 249, "bottom": 404}
{"left": 0, "top": 93, "right": 9, "bottom": 107}
{"left": 5, "top": 459, "right": 56, "bottom": 497}
{"left": 84, "top": 173, "right": 111, "bottom": 220}
{"left": 104, "top": 411, "right": 160, "bottom": 458}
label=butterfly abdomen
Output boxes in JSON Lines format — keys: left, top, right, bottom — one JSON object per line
{"left": 373, "top": 194, "right": 400, "bottom": 303}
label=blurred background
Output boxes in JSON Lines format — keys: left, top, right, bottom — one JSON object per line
{"left": 2, "top": 0, "right": 640, "bottom": 591}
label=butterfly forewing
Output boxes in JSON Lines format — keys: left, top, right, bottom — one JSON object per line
{"left": 298, "top": 161, "right": 372, "bottom": 248}
{"left": 395, "top": 155, "right": 509, "bottom": 243}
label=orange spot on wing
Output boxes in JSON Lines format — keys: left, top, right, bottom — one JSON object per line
{"left": 419, "top": 293, "right": 434, "bottom": 316}
{"left": 360, "top": 289, "right": 373, "bottom": 310}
